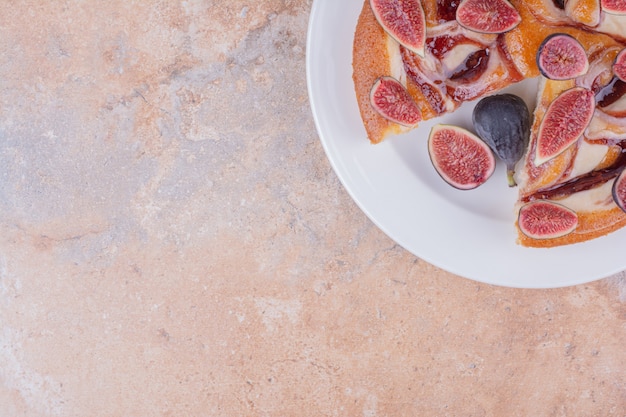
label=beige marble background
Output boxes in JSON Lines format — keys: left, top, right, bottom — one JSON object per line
{"left": 0, "top": 1, "right": 625, "bottom": 415}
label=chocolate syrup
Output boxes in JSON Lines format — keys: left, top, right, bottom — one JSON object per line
{"left": 596, "top": 77, "right": 626, "bottom": 108}
{"left": 450, "top": 49, "right": 489, "bottom": 82}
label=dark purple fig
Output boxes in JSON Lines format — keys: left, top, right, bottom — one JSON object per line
{"left": 536, "top": 33, "right": 589, "bottom": 80}
{"left": 518, "top": 200, "right": 578, "bottom": 239}
{"left": 612, "top": 168, "right": 626, "bottom": 212}
{"left": 455, "top": 0, "right": 521, "bottom": 34}
{"left": 601, "top": 0, "right": 626, "bottom": 14}
{"left": 472, "top": 94, "right": 531, "bottom": 187}
{"left": 370, "top": 0, "right": 426, "bottom": 57}
{"left": 613, "top": 48, "right": 626, "bottom": 82}
{"left": 535, "top": 87, "right": 595, "bottom": 166}
{"left": 370, "top": 76, "right": 422, "bottom": 127}
{"left": 428, "top": 124, "right": 495, "bottom": 190}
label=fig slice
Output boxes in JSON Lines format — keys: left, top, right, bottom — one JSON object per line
{"left": 370, "top": 0, "right": 426, "bottom": 57}
{"left": 612, "top": 168, "right": 626, "bottom": 212}
{"left": 455, "top": 0, "right": 522, "bottom": 34}
{"left": 536, "top": 33, "right": 589, "bottom": 80}
{"left": 427, "top": 124, "right": 495, "bottom": 190}
{"left": 600, "top": 0, "right": 626, "bottom": 15}
{"left": 535, "top": 87, "right": 595, "bottom": 166}
{"left": 370, "top": 76, "right": 422, "bottom": 127}
{"left": 613, "top": 48, "right": 626, "bottom": 82}
{"left": 518, "top": 200, "right": 578, "bottom": 239}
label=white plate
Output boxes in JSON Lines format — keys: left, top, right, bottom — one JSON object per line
{"left": 306, "top": 0, "right": 626, "bottom": 288}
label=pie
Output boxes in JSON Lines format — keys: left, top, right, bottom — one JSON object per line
{"left": 352, "top": 0, "right": 626, "bottom": 246}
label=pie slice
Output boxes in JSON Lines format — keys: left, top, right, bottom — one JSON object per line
{"left": 514, "top": 50, "right": 626, "bottom": 247}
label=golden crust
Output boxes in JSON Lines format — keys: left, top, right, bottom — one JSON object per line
{"left": 352, "top": 1, "right": 401, "bottom": 144}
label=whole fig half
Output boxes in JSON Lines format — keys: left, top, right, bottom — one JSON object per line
{"left": 472, "top": 94, "right": 531, "bottom": 186}
{"left": 427, "top": 124, "right": 495, "bottom": 190}
{"left": 518, "top": 200, "right": 578, "bottom": 239}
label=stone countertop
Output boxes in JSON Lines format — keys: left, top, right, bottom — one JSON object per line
{"left": 1, "top": 1, "right": 625, "bottom": 415}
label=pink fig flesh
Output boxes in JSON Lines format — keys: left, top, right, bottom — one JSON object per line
{"left": 427, "top": 124, "right": 495, "bottom": 190}
{"left": 456, "top": 0, "right": 522, "bottom": 34}
{"left": 518, "top": 200, "right": 578, "bottom": 239}
{"left": 613, "top": 48, "right": 626, "bottom": 82}
{"left": 370, "top": 0, "right": 426, "bottom": 57}
{"left": 612, "top": 168, "right": 626, "bottom": 212}
{"left": 537, "top": 33, "right": 589, "bottom": 80}
{"left": 370, "top": 76, "right": 422, "bottom": 127}
{"left": 535, "top": 87, "right": 595, "bottom": 166}
{"left": 601, "top": 0, "right": 626, "bottom": 14}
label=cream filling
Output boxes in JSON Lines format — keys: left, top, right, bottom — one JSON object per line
{"left": 386, "top": 36, "right": 406, "bottom": 85}
{"left": 595, "top": 13, "right": 626, "bottom": 41}
{"left": 556, "top": 180, "right": 615, "bottom": 212}
{"left": 441, "top": 43, "right": 481, "bottom": 76}
{"left": 586, "top": 110, "right": 626, "bottom": 140}
{"left": 567, "top": 140, "right": 609, "bottom": 179}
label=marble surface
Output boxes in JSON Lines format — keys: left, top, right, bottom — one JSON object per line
{"left": 1, "top": 1, "right": 625, "bottom": 415}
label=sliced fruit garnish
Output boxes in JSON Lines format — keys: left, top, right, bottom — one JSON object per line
{"left": 537, "top": 33, "right": 589, "bottom": 80}
{"left": 455, "top": 0, "right": 521, "bottom": 34}
{"left": 370, "top": 76, "right": 422, "bottom": 127}
{"left": 518, "top": 200, "right": 578, "bottom": 239}
{"left": 535, "top": 87, "right": 595, "bottom": 166}
{"left": 370, "top": 0, "right": 426, "bottom": 57}
{"left": 427, "top": 124, "right": 495, "bottom": 190}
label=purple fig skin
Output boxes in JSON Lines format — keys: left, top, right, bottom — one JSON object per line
{"left": 427, "top": 124, "right": 496, "bottom": 190}
{"left": 456, "top": 0, "right": 522, "bottom": 34}
{"left": 535, "top": 87, "right": 595, "bottom": 166}
{"left": 613, "top": 48, "right": 626, "bottom": 82}
{"left": 537, "top": 33, "right": 589, "bottom": 80}
{"left": 370, "top": 0, "right": 426, "bottom": 57}
{"left": 369, "top": 76, "right": 422, "bottom": 127}
{"left": 612, "top": 169, "right": 626, "bottom": 213}
{"left": 601, "top": 0, "right": 626, "bottom": 15}
{"left": 472, "top": 94, "right": 531, "bottom": 187}
{"left": 518, "top": 200, "right": 578, "bottom": 239}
